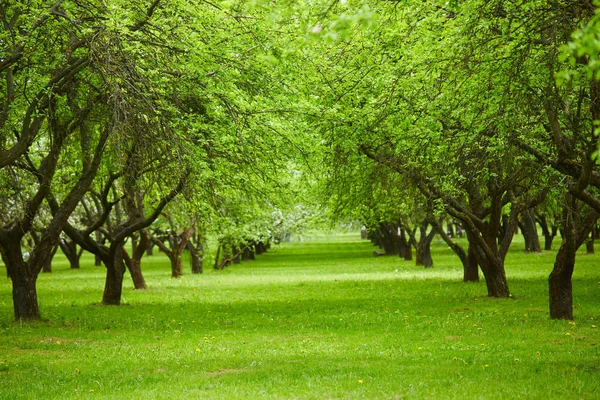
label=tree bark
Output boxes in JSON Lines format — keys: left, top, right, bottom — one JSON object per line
{"left": 464, "top": 244, "right": 480, "bottom": 282}
{"left": 585, "top": 225, "right": 595, "bottom": 254}
{"left": 232, "top": 246, "right": 241, "bottom": 264}
{"left": 521, "top": 209, "right": 541, "bottom": 252}
{"left": 102, "top": 245, "right": 125, "bottom": 305}
{"left": 122, "top": 248, "right": 147, "bottom": 290}
{"left": 146, "top": 240, "right": 154, "bottom": 256}
{"left": 537, "top": 214, "right": 557, "bottom": 251}
{"left": 41, "top": 246, "right": 58, "bottom": 273}
{"left": 170, "top": 255, "right": 183, "bottom": 278}
{"left": 188, "top": 239, "right": 204, "bottom": 274}
{"left": 59, "top": 239, "right": 81, "bottom": 269}
{"left": 433, "top": 219, "right": 479, "bottom": 281}
{"left": 549, "top": 202, "right": 598, "bottom": 320}
{"left": 416, "top": 221, "right": 436, "bottom": 268}
{"left": 242, "top": 246, "right": 255, "bottom": 260}
{"left": 549, "top": 241, "right": 576, "bottom": 319}
{"left": 123, "top": 231, "right": 148, "bottom": 289}
{"left": 152, "top": 227, "right": 194, "bottom": 278}
{"left": 397, "top": 228, "right": 409, "bottom": 260}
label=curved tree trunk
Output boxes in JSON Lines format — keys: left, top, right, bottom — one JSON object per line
{"left": 122, "top": 248, "right": 147, "bottom": 290}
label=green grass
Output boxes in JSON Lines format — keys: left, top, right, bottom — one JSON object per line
{"left": 0, "top": 233, "right": 599, "bottom": 399}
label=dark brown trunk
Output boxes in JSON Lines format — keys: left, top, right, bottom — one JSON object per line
{"left": 586, "top": 226, "right": 595, "bottom": 254}
{"left": 242, "top": 246, "right": 255, "bottom": 260}
{"left": 59, "top": 240, "right": 81, "bottom": 269}
{"left": 94, "top": 231, "right": 103, "bottom": 266}
{"left": 11, "top": 271, "right": 40, "bottom": 320}
{"left": 102, "top": 246, "right": 125, "bottom": 305}
{"left": 521, "top": 209, "right": 541, "bottom": 252}
{"left": 464, "top": 244, "right": 480, "bottom": 282}
{"left": 41, "top": 246, "right": 58, "bottom": 273}
{"left": 232, "top": 247, "right": 241, "bottom": 264}
{"left": 447, "top": 221, "right": 455, "bottom": 238}
{"left": 188, "top": 241, "right": 203, "bottom": 274}
{"left": 548, "top": 202, "right": 598, "bottom": 320}
{"left": 124, "top": 232, "right": 148, "bottom": 289}
{"left": 482, "top": 263, "right": 510, "bottom": 297}
{"left": 398, "top": 228, "right": 411, "bottom": 260}
{"left": 416, "top": 223, "right": 435, "bottom": 268}
{"left": 470, "top": 232, "right": 510, "bottom": 297}
{"left": 537, "top": 214, "right": 557, "bottom": 251}
{"left": 549, "top": 241, "right": 576, "bottom": 319}
{"left": 0, "top": 236, "right": 41, "bottom": 320}
{"left": 122, "top": 248, "right": 147, "bottom": 290}
{"left": 146, "top": 240, "right": 154, "bottom": 256}
{"left": 129, "top": 258, "right": 148, "bottom": 289}
{"left": 170, "top": 255, "right": 183, "bottom": 278}
{"left": 191, "top": 252, "right": 203, "bottom": 273}
{"left": 213, "top": 245, "right": 222, "bottom": 270}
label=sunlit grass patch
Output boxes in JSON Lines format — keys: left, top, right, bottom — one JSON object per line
{"left": 0, "top": 232, "right": 599, "bottom": 399}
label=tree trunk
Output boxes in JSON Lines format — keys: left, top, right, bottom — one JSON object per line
{"left": 123, "top": 232, "right": 148, "bottom": 289}
{"left": 146, "top": 240, "right": 154, "bottom": 256}
{"left": 537, "top": 214, "right": 556, "bottom": 251}
{"left": 11, "top": 271, "right": 40, "bottom": 320}
{"left": 102, "top": 246, "right": 125, "bottom": 306}
{"left": 213, "top": 245, "right": 222, "bottom": 269}
{"left": 548, "top": 202, "right": 598, "bottom": 320}
{"left": 129, "top": 258, "right": 148, "bottom": 289}
{"left": 41, "top": 246, "right": 58, "bottom": 273}
{"left": 188, "top": 241, "right": 203, "bottom": 274}
{"left": 0, "top": 236, "right": 41, "bottom": 320}
{"left": 549, "top": 240, "right": 576, "bottom": 319}
{"left": 122, "top": 248, "right": 147, "bottom": 290}
{"left": 447, "top": 220, "right": 455, "bottom": 238}
{"left": 464, "top": 244, "right": 480, "bottom": 282}
{"left": 521, "top": 209, "right": 541, "bottom": 252}
{"left": 242, "top": 246, "right": 255, "bottom": 260}
{"left": 232, "top": 246, "right": 241, "bottom": 264}
{"left": 416, "top": 222, "right": 435, "bottom": 268}
{"left": 59, "top": 240, "right": 81, "bottom": 269}
{"left": 170, "top": 255, "right": 183, "bottom": 278}
{"left": 469, "top": 232, "right": 510, "bottom": 297}
{"left": 398, "top": 228, "right": 410, "bottom": 260}
{"left": 586, "top": 226, "right": 595, "bottom": 254}
{"left": 482, "top": 264, "right": 510, "bottom": 297}
{"left": 191, "top": 251, "right": 203, "bottom": 273}
{"left": 94, "top": 231, "right": 103, "bottom": 266}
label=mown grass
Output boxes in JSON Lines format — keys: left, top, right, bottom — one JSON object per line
{"left": 0, "top": 233, "right": 599, "bottom": 399}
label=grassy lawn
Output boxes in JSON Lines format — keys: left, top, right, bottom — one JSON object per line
{"left": 0, "top": 233, "right": 599, "bottom": 399}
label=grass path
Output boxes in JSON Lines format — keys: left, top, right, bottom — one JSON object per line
{"left": 0, "top": 233, "right": 599, "bottom": 399}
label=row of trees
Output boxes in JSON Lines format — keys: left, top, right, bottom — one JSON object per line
{"left": 302, "top": 0, "right": 600, "bottom": 320}
{"left": 2, "top": 1, "right": 600, "bottom": 322}
{"left": 0, "top": 1, "right": 312, "bottom": 321}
